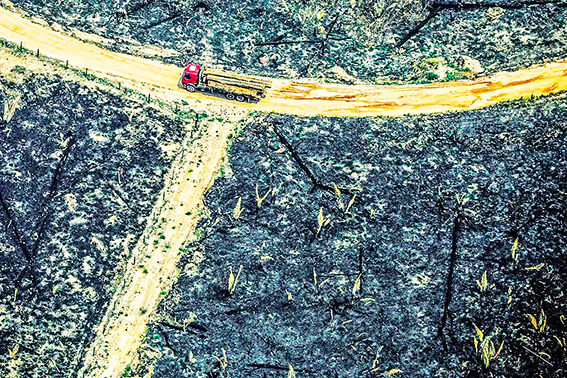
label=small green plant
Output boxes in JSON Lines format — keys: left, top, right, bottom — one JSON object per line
{"left": 446, "top": 71, "right": 466, "bottom": 81}
{"left": 121, "top": 365, "right": 132, "bottom": 377}
{"left": 473, "top": 325, "right": 504, "bottom": 368}
{"left": 313, "top": 268, "right": 318, "bottom": 288}
{"left": 511, "top": 237, "right": 519, "bottom": 262}
{"left": 9, "top": 344, "right": 19, "bottom": 359}
{"left": 426, "top": 72, "right": 439, "bottom": 81}
{"left": 288, "top": 363, "right": 295, "bottom": 378}
{"left": 11, "top": 65, "right": 26, "bottom": 74}
{"left": 346, "top": 194, "right": 356, "bottom": 214}
{"left": 476, "top": 271, "right": 494, "bottom": 292}
{"left": 527, "top": 309, "right": 547, "bottom": 333}
{"left": 352, "top": 273, "right": 362, "bottom": 296}
{"left": 316, "top": 207, "right": 330, "bottom": 237}
{"left": 233, "top": 197, "right": 243, "bottom": 219}
{"left": 384, "top": 368, "right": 402, "bottom": 376}
{"left": 140, "top": 307, "right": 147, "bottom": 315}
{"left": 213, "top": 348, "right": 228, "bottom": 375}
{"left": 227, "top": 265, "right": 243, "bottom": 295}
{"left": 255, "top": 184, "right": 270, "bottom": 208}
{"left": 334, "top": 184, "right": 344, "bottom": 210}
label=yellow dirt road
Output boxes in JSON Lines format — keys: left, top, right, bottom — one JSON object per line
{"left": 2, "top": 6, "right": 567, "bottom": 117}
{"left": 2, "top": 5, "right": 567, "bottom": 378}
{"left": 76, "top": 116, "right": 243, "bottom": 378}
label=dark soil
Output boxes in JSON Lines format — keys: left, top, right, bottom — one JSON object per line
{"left": 7, "top": 0, "right": 567, "bottom": 82}
{"left": 0, "top": 70, "right": 187, "bottom": 377}
{"left": 138, "top": 97, "right": 567, "bottom": 377}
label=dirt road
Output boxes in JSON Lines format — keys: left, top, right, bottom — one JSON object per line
{"left": 76, "top": 115, "right": 245, "bottom": 378}
{"left": 2, "top": 5, "right": 567, "bottom": 378}
{"left": 1, "top": 6, "right": 567, "bottom": 117}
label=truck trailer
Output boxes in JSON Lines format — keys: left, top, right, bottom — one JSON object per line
{"left": 178, "top": 63, "right": 271, "bottom": 102}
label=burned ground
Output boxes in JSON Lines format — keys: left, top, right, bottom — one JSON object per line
{"left": 2, "top": 2, "right": 567, "bottom": 377}
{"left": 136, "top": 98, "right": 567, "bottom": 377}
{"left": 6, "top": 0, "right": 567, "bottom": 82}
{"left": 0, "top": 71, "right": 187, "bottom": 377}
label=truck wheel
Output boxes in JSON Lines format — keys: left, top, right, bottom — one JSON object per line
{"left": 225, "top": 93, "right": 235, "bottom": 100}
{"left": 186, "top": 85, "right": 196, "bottom": 92}
{"left": 236, "top": 95, "right": 246, "bottom": 102}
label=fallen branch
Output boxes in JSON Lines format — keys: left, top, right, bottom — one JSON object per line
{"left": 432, "top": 0, "right": 566, "bottom": 9}
{"left": 248, "top": 363, "right": 315, "bottom": 374}
{"left": 126, "top": 0, "right": 158, "bottom": 15}
{"left": 438, "top": 213, "right": 462, "bottom": 351}
{"left": 395, "top": 5, "right": 442, "bottom": 48}
{"left": 225, "top": 307, "right": 251, "bottom": 315}
{"left": 254, "top": 39, "right": 319, "bottom": 46}
{"left": 320, "top": 14, "right": 340, "bottom": 56}
{"left": 156, "top": 324, "right": 179, "bottom": 356}
{"left": 1, "top": 136, "right": 75, "bottom": 289}
{"left": 0, "top": 186, "right": 39, "bottom": 288}
{"left": 12, "top": 265, "right": 28, "bottom": 286}
{"left": 396, "top": 0, "right": 567, "bottom": 48}
{"left": 270, "top": 121, "right": 347, "bottom": 196}
{"left": 143, "top": 11, "right": 184, "bottom": 29}
{"left": 156, "top": 321, "right": 203, "bottom": 335}
{"left": 30, "top": 136, "right": 75, "bottom": 258}
{"left": 271, "top": 121, "right": 328, "bottom": 190}
{"left": 271, "top": 121, "right": 355, "bottom": 196}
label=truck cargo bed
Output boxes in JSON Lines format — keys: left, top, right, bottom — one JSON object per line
{"left": 207, "top": 80, "right": 259, "bottom": 97}
{"left": 204, "top": 69, "right": 271, "bottom": 93}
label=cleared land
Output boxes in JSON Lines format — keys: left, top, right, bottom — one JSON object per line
{"left": 1, "top": 6, "right": 567, "bottom": 117}
{"left": 1, "top": 4, "right": 566, "bottom": 378}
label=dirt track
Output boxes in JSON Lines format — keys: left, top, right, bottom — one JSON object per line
{"left": 2, "top": 5, "right": 567, "bottom": 378}
{"left": 2, "top": 6, "right": 567, "bottom": 117}
{"left": 76, "top": 116, "right": 243, "bottom": 378}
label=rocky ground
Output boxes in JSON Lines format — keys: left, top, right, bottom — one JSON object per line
{"left": 7, "top": 0, "right": 567, "bottom": 82}
{"left": 0, "top": 66, "right": 189, "bottom": 378}
{"left": 135, "top": 97, "right": 567, "bottom": 377}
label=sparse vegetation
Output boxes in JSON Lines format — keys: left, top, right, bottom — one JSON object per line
{"left": 0, "top": 68, "right": 187, "bottom": 377}
{"left": 1, "top": 91, "right": 20, "bottom": 123}
{"left": 1, "top": 1, "right": 567, "bottom": 377}
{"left": 7, "top": 0, "right": 567, "bottom": 83}
{"left": 136, "top": 99, "right": 567, "bottom": 377}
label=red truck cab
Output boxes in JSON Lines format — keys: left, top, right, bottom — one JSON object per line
{"left": 179, "top": 63, "right": 201, "bottom": 91}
